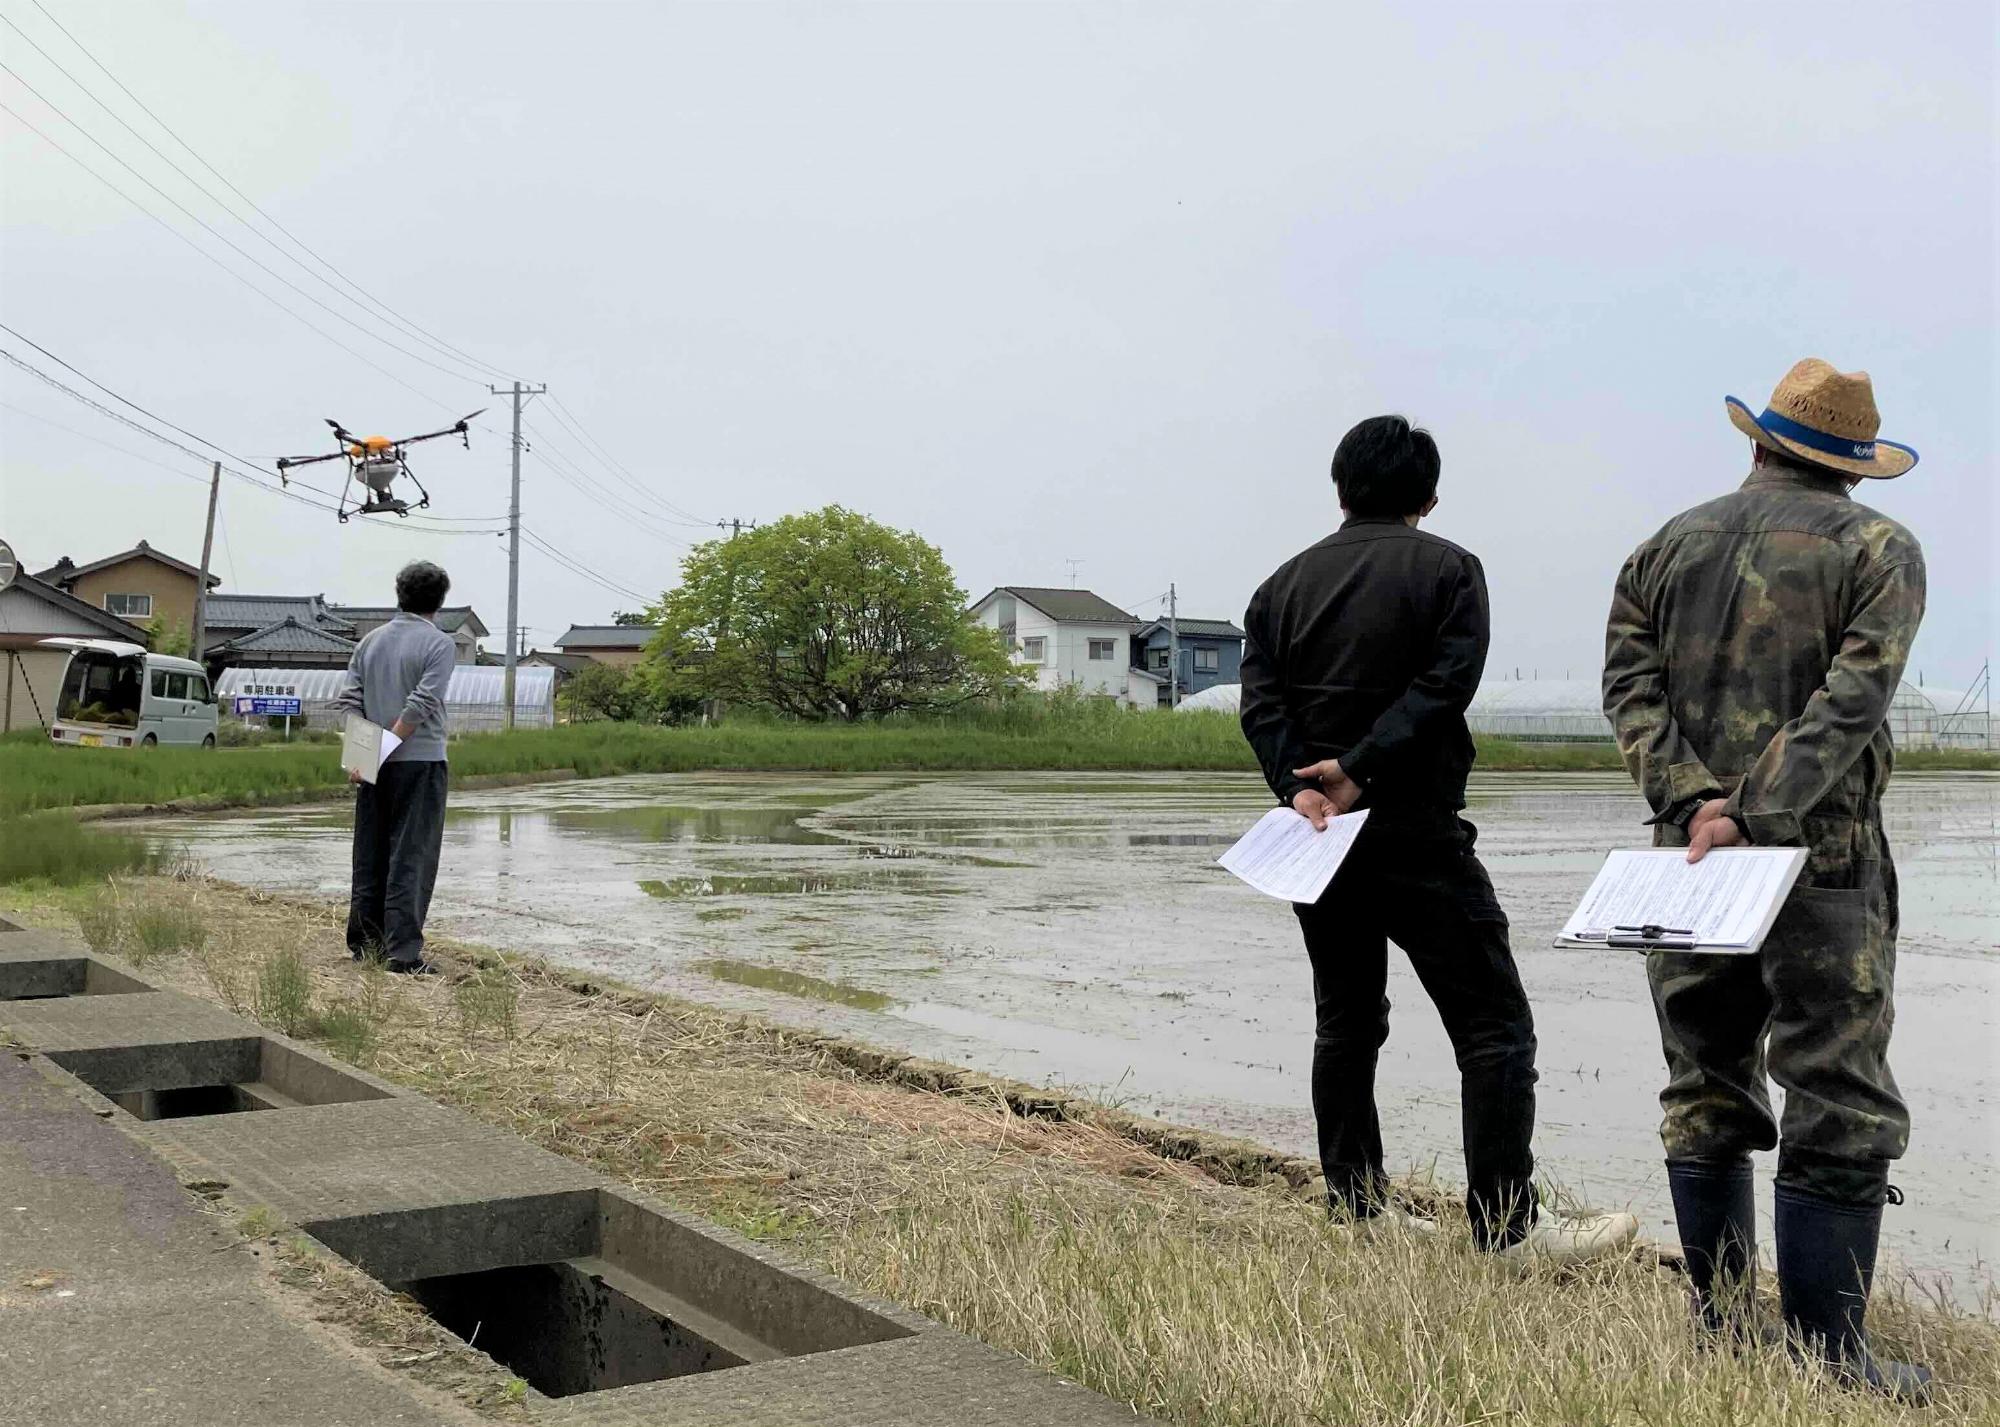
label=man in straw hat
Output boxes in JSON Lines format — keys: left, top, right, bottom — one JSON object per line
{"left": 1602, "top": 359, "right": 1928, "bottom": 1398}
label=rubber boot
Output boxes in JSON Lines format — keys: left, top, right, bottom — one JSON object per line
{"left": 1666, "top": 1158, "right": 1760, "bottom": 1345}
{"left": 1774, "top": 1184, "right": 1932, "bottom": 1403}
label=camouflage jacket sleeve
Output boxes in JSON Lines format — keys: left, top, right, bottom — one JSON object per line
{"left": 1723, "top": 554, "right": 1926, "bottom": 845}
{"left": 1601, "top": 546, "right": 1722, "bottom": 813}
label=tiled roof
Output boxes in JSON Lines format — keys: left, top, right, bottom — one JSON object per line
{"left": 971, "top": 586, "right": 1139, "bottom": 625}
{"left": 203, "top": 594, "right": 355, "bottom": 635}
{"left": 554, "top": 624, "right": 656, "bottom": 650}
{"left": 523, "top": 649, "right": 597, "bottom": 673}
{"left": 33, "top": 540, "right": 219, "bottom": 587}
{"left": 330, "top": 604, "right": 489, "bottom": 637}
{"left": 1136, "top": 618, "right": 1245, "bottom": 641}
{"left": 211, "top": 616, "right": 357, "bottom": 656}
{"left": 4, "top": 572, "right": 142, "bottom": 640}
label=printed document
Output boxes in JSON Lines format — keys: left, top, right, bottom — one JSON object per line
{"left": 1218, "top": 807, "right": 1370, "bottom": 903}
{"left": 340, "top": 717, "right": 403, "bottom": 786}
{"left": 1558, "top": 848, "right": 1808, "bottom": 953}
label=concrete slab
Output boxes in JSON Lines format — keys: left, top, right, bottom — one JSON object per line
{"left": 539, "top": 1332, "right": 1142, "bottom": 1426}
{"left": 0, "top": 987, "right": 255, "bottom": 1053}
{"left": 133, "top": 1095, "right": 606, "bottom": 1224}
{"left": 0, "top": 1052, "right": 469, "bottom": 1427}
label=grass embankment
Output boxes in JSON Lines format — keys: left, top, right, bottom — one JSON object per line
{"left": 5, "top": 872, "right": 1993, "bottom": 1427}
{"left": 7, "top": 701, "right": 1992, "bottom": 818}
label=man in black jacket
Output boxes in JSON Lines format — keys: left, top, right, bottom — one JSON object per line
{"left": 1241, "top": 415, "right": 1635, "bottom": 1262}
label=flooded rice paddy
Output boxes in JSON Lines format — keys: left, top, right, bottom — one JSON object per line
{"left": 151, "top": 770, "right": 1998, "bottom": 1289}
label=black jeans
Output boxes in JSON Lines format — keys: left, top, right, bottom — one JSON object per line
{"left": 347, "top": 759, "right": 448, "bottom": 966}
{"left": 1293, "top": 813, "right": 1539, "bottom": 1247}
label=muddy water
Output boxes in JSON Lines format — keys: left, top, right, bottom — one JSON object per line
{"left": 153, "top": 771, "right": 1999, "bottom": 1290}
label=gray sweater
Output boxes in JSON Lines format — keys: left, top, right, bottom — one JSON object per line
{"left": 331, "top": 612, "right": 456, "bottom": 762}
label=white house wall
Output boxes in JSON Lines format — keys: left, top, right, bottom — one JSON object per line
{"left": 971, "top": 597, "right": 1136, "bottom": 702}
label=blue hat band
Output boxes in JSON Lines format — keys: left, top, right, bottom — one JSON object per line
{"left": 1756, "top": 406, "right": 1876, "bottom": 461}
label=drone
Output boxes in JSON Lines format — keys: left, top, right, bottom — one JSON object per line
{"left": 276, "top": 410, "right": 484, "bottom": 522}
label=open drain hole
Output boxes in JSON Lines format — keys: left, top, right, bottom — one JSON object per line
{"left": 307, "top": 1189, "right": 913, "bottom": 1400}
{"left": 396, "top": 1260, "right": 749, "bottom": 1397}
{"left": 49, "top": 1036, "right": 391, "bottom": 1120}
{"left": 0, "top": 957, "right": 152, "bottom": 1001}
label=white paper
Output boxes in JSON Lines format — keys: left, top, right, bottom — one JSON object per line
{"left": 1559, "top": 848, "right": 1809, "bottom": 952}
{"left": 340, "top": 718, "right": 401, "bottom": 785}
{"left": 1217, "top": 806, "right": 1371, "bottom": 903}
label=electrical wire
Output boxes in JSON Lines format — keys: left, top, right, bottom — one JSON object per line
{"left": 0, "top": 98, "right": 464, "bottom": 418}
{"left": 21, "top": 0, "right": 515, "bottom": 384}
{"left": 0, "top": 9, "right": 509, "bottom": 385}
{"left": 0, "top": 64, "right": 493, "bottom": 389}
{"left": 518, "top": 526, "right": 654, "bottom": 602}
{"left": 542, "top": 395, "right": 712, "bottom": 526}
{"left": 1, "top": 346, "right": 500, "bottom": 535}
{"left": 520, "top": 429, "right": 697, "bottom": 546}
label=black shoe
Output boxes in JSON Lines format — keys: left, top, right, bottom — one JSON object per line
{"left": 384, "top": 958, "right": 438, "bottom": 977}
{"left": 1774, "top": 1183, "right": 1933, "bottom": 1403}
{"left": 1667, "top": 1157, "right": 1766, "bottom": 1345}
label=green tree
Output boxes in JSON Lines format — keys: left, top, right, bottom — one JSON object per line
{"left": 560, "top": 662, "right": 633, "bottom": 722}
{"left": 644, "top": 506, "right": 1015, "bottom": 720}
{"left": 611, "top": 610, "right": 653, "bottom": 626}
{"left": 145, "top": 617, "right": 193, "bottom": 657}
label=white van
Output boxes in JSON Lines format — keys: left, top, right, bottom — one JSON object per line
{"left": 41, "top": 638, "right": 219, "bottom": 749}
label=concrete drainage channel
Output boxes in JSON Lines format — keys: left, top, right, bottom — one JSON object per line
{"left": 0, "top": 930, "right": 1143, "bottom": 1425}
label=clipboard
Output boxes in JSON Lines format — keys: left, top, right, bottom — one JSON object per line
{"left": 341, "top": 717, "right": 403, "bottom": 785}
{"left": 1554, "top": 847, "right": 1808, "bottom": 955}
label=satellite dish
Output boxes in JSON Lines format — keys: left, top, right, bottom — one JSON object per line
{"left": 0, "top": 538, "right": 17, "bottom": 593}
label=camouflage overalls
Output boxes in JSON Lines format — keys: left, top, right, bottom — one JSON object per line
{"left": 1602, "top": 464, "right": 1926, "bottom": 1204}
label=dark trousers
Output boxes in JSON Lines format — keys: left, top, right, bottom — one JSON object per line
{"left": 347, "top": 759, "right": 448, "bottom": 966}
{"left": 1293, "top": 813, "right": 1539, "bottom": 1247}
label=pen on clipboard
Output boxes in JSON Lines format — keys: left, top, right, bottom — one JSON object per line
{"left": 1606, "top": 923, "right": 1697, "bottom": 952}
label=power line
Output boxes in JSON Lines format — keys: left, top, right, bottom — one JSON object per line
{"left": 20, "top": 0, "right": 514, "bottom": 383}
{"left": 542, "top": 395, "right": 712, "bottom": 526}
{"left": 518, "top": 526, "right": 653, "bottom": 602}
{"left": 0, "top": 319, "right": 263, "bottom": 470}
{"left": 521, "top": 435, "right": 696, "bottom": 546}
{"left": 0, "top": 345, "right": 498, "bottom": 535}
{"left": 0, "top": 62, "right": 490, "bottom": 389}
{"left": 0, "top": 97, "right": 463, "bottom": 418}
{"left": 0, "top": 8, "right": 507, "bottom": 385}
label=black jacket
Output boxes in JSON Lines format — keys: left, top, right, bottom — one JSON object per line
{"left": 1240, "top": 516, "right": 1490, "bottom": 815}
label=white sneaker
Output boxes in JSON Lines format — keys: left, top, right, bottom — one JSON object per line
{"left": 1494, "top": 1209, "right": 1639, "bottom": 1267}
{"left": 1352, "top": 1208, "right": 1442, "bottom": 1238}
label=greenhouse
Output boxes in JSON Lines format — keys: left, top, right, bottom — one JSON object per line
{"left": 216, "top": 665, "right": 556, "bottom": 734}
{"left": 1168, "top": 675, "right": 1992, "bottom": 749}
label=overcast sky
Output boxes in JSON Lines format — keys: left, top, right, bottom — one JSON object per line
{"left": 2, "top": 2, "right": 1993, "bottom": 691}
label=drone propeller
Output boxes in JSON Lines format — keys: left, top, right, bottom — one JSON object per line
{"left": 398, "top": 408, "right": 488, "bottom": 447}
{"left": 275, "top": 449, "right": 349, "bottom": 471}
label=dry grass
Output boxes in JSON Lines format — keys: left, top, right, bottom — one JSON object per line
{"left": 15, "top": 874, "right": 1999, "bottom": 1427}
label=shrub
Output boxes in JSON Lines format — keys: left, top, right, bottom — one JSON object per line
{"left": 454, "top": 970, "right": 520, "bottom": 1042}
{"left": 73, "top": 890, "right": 123, "bottom": 953}
{"left": 126, "top": 892, "right": 207, "bottom": 965}
{"left": 255, "top": 946, "right": 313, "bottom": 1036}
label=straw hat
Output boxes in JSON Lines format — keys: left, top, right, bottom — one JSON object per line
{"left": 1725, "top": 358, "right": 1918, "bottom": 479}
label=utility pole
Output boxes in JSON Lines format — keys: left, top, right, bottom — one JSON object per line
{"left": 490, "top": 381, "right": 547, "bottom": 730}
{"left": 1166, "top": 582, "right": 1179, "bottom": 709}
{"left": 192, "top": 461, "right": 219, "bottom": 663}
{"left": 716, "top": 517, "right": 756, "bottom": 540}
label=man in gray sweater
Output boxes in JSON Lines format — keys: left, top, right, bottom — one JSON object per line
{"left": 332, "top": 561, "right": 457, "bottom": 974}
